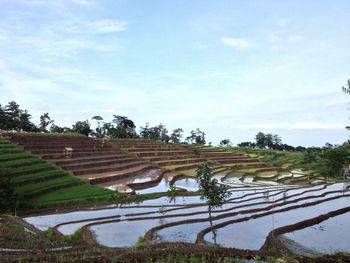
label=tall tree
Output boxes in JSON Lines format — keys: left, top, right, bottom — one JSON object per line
{"left": 186, "top": 130, "right": 196, "bottom": 144}
{"left": 272, "top": 134, "right": 282, "bottom": 149}
{"left": 140, "top": 123, "right": 151, "bottom": 139}
{"left": 195, "top": 128, "right": 206, "bottom": 145}
{"left": 112, "top": 115, "right": 136, "bottom": 138}
{"left": 39, "top": 113, "right": 54, "bottom": 132}
{"left": 91, "top": 116, "right": 104, "bottom": 138}
{"left": 255, "top": 131, "right": 266, "bottom": 149}
{"left": 169, "top": 128, "right": 184, "bottom": 143}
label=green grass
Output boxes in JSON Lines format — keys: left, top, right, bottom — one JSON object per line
{"left": 15, "top": 175, "right": 82, "bottom": 195}
{"left": 0, "top": 152, "right": 36, "bottom": 162}
{"left": 0, "top": 139, "right": 116, "bottom": 211}
{"left": 0, "top": 157, "right": 45, "bottom": 168}
{"left": 30, "top": 184, "right": 115, "bottom": 206}
{"left": 12, "top": 169, "right": 67, "bottom": 183}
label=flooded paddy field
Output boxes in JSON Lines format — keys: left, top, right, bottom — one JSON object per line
{"left": 23, "top": 182, "right": 350, "bottom": 253}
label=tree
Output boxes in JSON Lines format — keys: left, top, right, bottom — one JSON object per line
{"left": 169, "top": 128, "right": 184, "bottom": 143}
{"left": 39, "top": 113, "right": 53, "bottom": 132}
{"left": 255, "top": 131, "right": 266, "bottom": 149}
{"left": 140, "top": 123, "right": 151, "bottom": 139}
{"left": 71, "top": 120, "right": 92, "bottom": 136}
{"left": 1, "top": 101, "right": 37, "bottom": 132}
{"left": 322, "top": 146, "right": 350, "bottom": 177}
{"left": 195, "top": 128, "right": 206, "bottom": 145}
{"left": 112, "top": 115, "right": 137, "bottom": 138}
{"left": 92, "top": 116, "right": 104, "bottom": 138}
{"left": 186, "top": 130, "right": 196, "bottom": 144}
{"left": 219, "top": 139, "right": 231, "bottom": 147}
{"left": 196, "top": 161, "right": 231, "bottom": 244}
{"left": 139, "top": 123, "right": 168, "bottom": 142}
{"left": 272, "top": 134, "right": 282, "bottom": 149}
{"left": 186, "top": 129, "right": 206, "bottom": 145}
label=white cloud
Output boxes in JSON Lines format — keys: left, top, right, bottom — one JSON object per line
{"left": 66, "top": 19, "right": 128, "bottom": 34}
{"left": 239, "top": 122, "right": 344, "bottom": 130}
{"left": 221, "top": 37, "right": 253, "bottom": 49}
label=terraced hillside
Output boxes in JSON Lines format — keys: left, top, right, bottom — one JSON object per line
{"left": 7, "top": 134, "right": 159, "bottom": 193}
{"left": 109, "top": 140, "right": 323, "bottom": 189}
{"left": 0, "top": 139, "right": 114, "bottom": 208}
{"left": 6, "top": 134, "right": 326, "bottom": 196}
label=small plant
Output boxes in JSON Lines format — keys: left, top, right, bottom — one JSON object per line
{"left": 196, "top": 161, "right": 231, "bottom": 245}
{"left": 167, "top": 185, "right": 177, "bottom": 196}
{"left": 134, "top": 235, "right": 147, "bottom": 247}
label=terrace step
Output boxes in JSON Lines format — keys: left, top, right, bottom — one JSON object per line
{"left": 204, "top": 155, "right": 246, "bottom": 160}
{"left": 21, "top": 144, "right": 113, "bottom": 151}
{"left": 61, "top": 157, "right": 139, "bottom": 170}
{"left": 126, "top": 147, "right": 191, "bottom": 153}
{"left": 199, "top": 152, "right": 235, "bottom": 157}
{"left": 133, "top": 150, "right": 191, "bottom": 157}
{"left": 73, "top": 160, "right": 150, "bottom": 176}
{"left": 83, "top": 164, "right": 155, "bottom": 184}
{"left": 163, "top": 162, "right": 205, "bottom": 171}
{"left": 214, "top": 158, "right": 261, "bottom": 164}
{"left": 52, "top": 154, "right": 129, "bottom": 165}
{"left": 142, "top": 154, "right": 199, "bottom": 162}
{"left": 156, "top": 158, "right": 207, "bottom": 167}
{"left": 36, "top": 150, "right": 119, "bottom": 159}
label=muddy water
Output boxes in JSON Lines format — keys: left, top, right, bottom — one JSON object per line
{"left": 204, "top": 194, "right": 350, "bottom": 249}
{"left": 283, "top": 211, "right": 350, "bottom": 254}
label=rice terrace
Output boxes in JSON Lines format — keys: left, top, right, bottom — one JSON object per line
{"left": 1, "top": 1, "right": 350, "bottom": 262}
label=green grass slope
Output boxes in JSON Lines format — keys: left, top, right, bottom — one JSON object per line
{"left": 0, "top": 139, "right": 115, "bottom": 210}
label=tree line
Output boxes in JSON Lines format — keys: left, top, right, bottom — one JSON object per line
{"left": 237, "top": 131, "right": 307, "bottom": 151}
{"left": 0, "top": 101, "right": 206, "bottom": 145}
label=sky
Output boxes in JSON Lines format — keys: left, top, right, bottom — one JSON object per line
{"left": 0, "top": 0, "right": 349, "bottom": 147}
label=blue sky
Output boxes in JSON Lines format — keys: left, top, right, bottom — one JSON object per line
{"left": 0, "top": 0, "right": 349, "bottom": 146}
